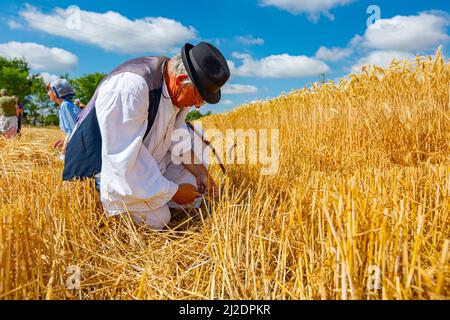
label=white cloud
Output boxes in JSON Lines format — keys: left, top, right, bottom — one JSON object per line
{"left": 315, "top": 46, "right": 353, "bottom": 61}
{"left": 235, "top": 35, "right": 265, "bottom": 46}
{"left": 351, "top": 50, "right": 415, "bottom": 72}
{"left": 346, "top": 12, "right": 449, "bottom": 73}
{"left": 349, "top": 34, "right": 364, "bottom": 48}
{"left": 0, "top": 41, "right": 78, "bottom": 72}
{"left": 222, "top": 99, "right": 233, "bottom": 105}
{"left": 260, "top": 0, "right": 353, "bottom": 21}
{"left": 38, "top": 72, "right": 61, "bottom": 85}
{"left": 230, "top": 52, "right": 330, "bottom": 78}
{"left": 20, "top": 5, "right": 197, "bottom": 54}
{"left": 222, "top": 84, "right": 258, "bottom": 94}
{"left": 7, "top": 20, "right": 23, "bottom": 29}
{"left": 362, "top": 12, "right": 449, "bottom": 52}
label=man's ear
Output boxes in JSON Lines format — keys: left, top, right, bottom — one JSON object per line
{"left": 175, "top": 74, "right": 189, "bottom": 85}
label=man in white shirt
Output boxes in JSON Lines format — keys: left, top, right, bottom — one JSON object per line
{"left": 64, "top": 42, "right": 230, "bottom": 231}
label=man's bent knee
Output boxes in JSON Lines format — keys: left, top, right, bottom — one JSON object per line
{"left": 129, "top": 206, "right": 171, "bottom": 231}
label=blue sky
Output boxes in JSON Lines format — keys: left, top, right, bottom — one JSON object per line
{"left": 0, "top": 0, "right": 449, "bottom": 113}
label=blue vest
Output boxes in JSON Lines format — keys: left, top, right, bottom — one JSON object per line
{"left": 63, "top": 56, "right": 169, "bottom": 181}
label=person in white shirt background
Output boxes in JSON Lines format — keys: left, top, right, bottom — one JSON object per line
{"left": 90, "top": 42, "right": 230, "bottom": 231}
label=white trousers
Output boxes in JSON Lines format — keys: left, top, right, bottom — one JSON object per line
{"left": 0, "top": 115, "right": 18, "bottom": 138}
{"left": 128, "top": 161, "right": 205, "bottom": 231}
{"left": 124, "top": 124, "right": 208, "bottom": 231}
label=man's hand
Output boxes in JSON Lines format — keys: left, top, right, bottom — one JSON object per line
{"left": 196, "top": 174, "right": 219, "bottom": 197}
{"left": 172, "top": 183, "right": 200, "bottom": 205}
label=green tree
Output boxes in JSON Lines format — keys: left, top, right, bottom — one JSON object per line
{"left": 44, "top": 113, "right": 59, "bottom": 126}
{"left": 0, "top": 57, "right": 31, "bottom": 104}
{"left": 0, "top": 56, "right": 64, "bottom": 126}
{"left": 186, "top": 109, "right": 212, "bottom": 121}
{"left": 70, "top": 72, "right": 106, "bottom": 104}
{"left": 27, "top": 75, "right": 57, "bottom": 125}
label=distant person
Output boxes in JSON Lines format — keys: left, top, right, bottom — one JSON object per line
{"left": 13, "top": 96, "right": 24, "bottom": 135}
{"left": 0, "top": 89, "right": 18, "bottom": 138}
{"left": 74, "top": 98, "right": 86, "bottom": 109}
{"left": 47, "top": 80, "right": 81, "bottom": 156}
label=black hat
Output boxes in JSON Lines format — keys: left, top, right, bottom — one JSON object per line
{"left": 181, "top": 42, "right": 230, "bottom": 104}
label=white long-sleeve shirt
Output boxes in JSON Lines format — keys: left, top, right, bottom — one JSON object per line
{"left": 95, "top": 72, "right": 190, "bottom": 216}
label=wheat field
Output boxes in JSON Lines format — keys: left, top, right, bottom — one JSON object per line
{"left": 0, "top": 51, "right": 449, "bottom": 300}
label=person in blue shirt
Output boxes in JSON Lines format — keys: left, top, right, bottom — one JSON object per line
{"left": 47, "top": 79, "right": 81, "bottom": 156}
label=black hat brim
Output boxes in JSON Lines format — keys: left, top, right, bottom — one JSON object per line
{"left": 181, "top": 43, "right": 221, "bottom": 105}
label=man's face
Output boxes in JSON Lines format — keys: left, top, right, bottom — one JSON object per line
{"left": 171, "top": 74, "right": 205, "bottom": 109}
